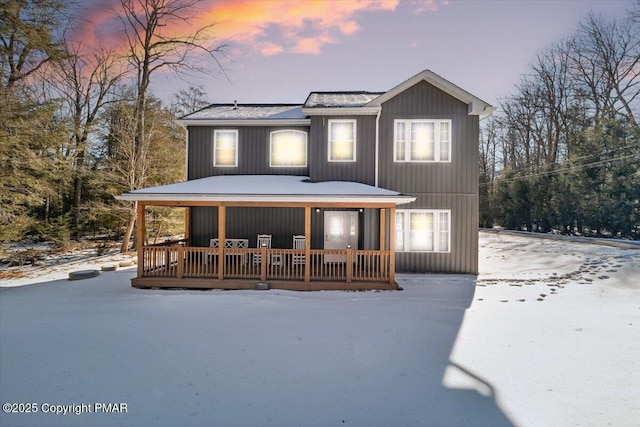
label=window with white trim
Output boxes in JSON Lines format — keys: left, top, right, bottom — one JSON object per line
{"left": 328, "top": 119, "right": 356, "bottom": 162}
{"left": 395, "top": 209, "right": 450, "bottom": 252}
{"left": 394, "top": 119, "right": 451, "bottom": 162}
{"left": 270, "top": 130, "right": 307, "bottom": 167}
{"left": 213, "top": 129, "right": 238, "bottom": 167}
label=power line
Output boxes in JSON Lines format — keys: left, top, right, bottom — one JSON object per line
{"left": 480, "top": 152, "right": 640, "bottom": 186}
{"left": 483, "top": 140, "right": 640, "bottom": 179}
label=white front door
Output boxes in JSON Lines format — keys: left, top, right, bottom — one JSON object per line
{"left": 324, "top": 211, "right": 358, "bottom": 262}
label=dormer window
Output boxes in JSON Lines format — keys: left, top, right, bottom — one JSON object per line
{"left": 328, "top": 119, "right": 356, "bottom": 162}
{"left": 394, "top": 119, "right": 451, "bottom": 162}
{"left": 213, "top": 129, "right": 238, "bottom": 167}
{"left": 270, "top": 130, "right": 307, "bottom": 167}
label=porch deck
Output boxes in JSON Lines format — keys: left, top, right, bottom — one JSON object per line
{"left": 136, "top": 243, "right": 398, "bottom": 291}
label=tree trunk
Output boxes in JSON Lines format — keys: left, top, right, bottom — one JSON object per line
{"left": 120, "top": 202, "right": 137, "bottom": 253}
{"left": 72, "top": 150, "right": 85, "bottom": 239}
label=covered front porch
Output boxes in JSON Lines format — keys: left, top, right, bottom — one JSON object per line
{"left": 118, "top": 175, "right": 415, "bottom": 291}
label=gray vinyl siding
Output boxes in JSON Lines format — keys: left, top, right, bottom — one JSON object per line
{"left": 190, "top": 207, "right": 304, "bottom": 248}
{"left": 190, "top": 206, "right": 380, "bottom": 251}
{"left": 190, "top": 207, "right": 217, "bottom": 247}
{"left": 186, "top": 79, "right": 482, "bottom": 276}
{"left": 394, "top": 194, "right": 478, "bottom": 274}
{"left": 378, "top": 80, "right": 479, "bottom": 193}
{"left": 377, "top": 81, "right": 479, "bottom": 274}
{"left": 308, "top": 116, "right": 376, "bottom": 185}
{"left": 187, "top": 125, "right": 310, "bottom": 179}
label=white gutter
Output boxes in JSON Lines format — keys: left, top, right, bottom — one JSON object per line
{"left": 374, "top": 106, "right": 381, "bottom": 187}
{"left": 479, "top": 106, "right": 497, "bottom": 120}
{"left": 175, "top": 121, "right": 189, "bottom": 181}
{"left": 115, "top": 193, "right": 416, "bottom": 205}
{"left": 175, "top": 119, "right": 310, "bottom": 127}
{"left": 301, "top": 106, "right": 381, "bottom": 116}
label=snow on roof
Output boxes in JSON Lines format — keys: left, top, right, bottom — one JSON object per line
{"left": 181, "top": 105, "right": 305, "bottom": 120}
{"left": 117, "top": 175, "right": 415, "bottom": 205}
{"left": 303, "top": 92, "right": 383, "bottom": 108}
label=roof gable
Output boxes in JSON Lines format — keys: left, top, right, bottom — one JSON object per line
{"left": 365, "top": 69, "right": 494, "bottom": 115}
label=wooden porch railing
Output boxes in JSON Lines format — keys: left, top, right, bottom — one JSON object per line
{"left": 140, "top": 245, "right": 391, "bottom": 284}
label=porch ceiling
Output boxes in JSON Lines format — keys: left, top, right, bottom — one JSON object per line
{"left": 116, "top": 175, "right": 416, "bottom": 207}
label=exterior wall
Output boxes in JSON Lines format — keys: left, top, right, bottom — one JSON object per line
{"left": 190, "top": 206, "right": 380, "bottom": 251}
{"left": 308, "top": 116, "right": 376, "bottom": 185}
{"left": 394, "top": 194, "right": 478, "bottom": 274}
{"left": 187, "top": 125, "right": 310, "bottom": 180}
{"left": 185, "top": 79, "right": 482, "bottom": 275}
{"left": 190, "top": 207, "right": 304, "bottom": 248}
{"left": 377, "top": 81, "right": 480, "bottom": 274}
{"left": 378, "top": 80, "right": 478, "bottom": 194}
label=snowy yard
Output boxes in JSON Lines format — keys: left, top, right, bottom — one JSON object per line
{"left": 1, "top": 232, "right": 638, "bottom": 427}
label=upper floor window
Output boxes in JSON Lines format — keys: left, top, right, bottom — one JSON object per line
{"left": 213, "top": 129, "right": 238, "bottom": 167}
{"left": 328, "top": 119, "right": 356, "bottom": 162}
{"left": 395, "top": 209, "right": 450, "bottom": 252}
{"left": 270, "top": 130, "right": 307, "bottom": 167}
{"left": 394, "top": 119, "right": 451, "bottom": 162}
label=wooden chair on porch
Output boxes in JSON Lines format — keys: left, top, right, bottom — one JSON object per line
{"left": 253, "top": 234, "right": 272, "bottom": 265}
{"left": 292, "top": 235, "right": 306, "bottom": 265}
{"left": 205, "top": 238, "right": 219, "bottom": 265}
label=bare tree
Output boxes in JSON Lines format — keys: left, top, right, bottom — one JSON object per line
{"left": 172, "top": 85, "right": 209, "bottom": 117}
{"left": 570, "top": 12, "right": 640, "bottom": 130}
{"left": 51, "top": 42, "right": 126, "bottom": 237}
{"left": 116, "top": 0, "right": 227, "bottom": 252}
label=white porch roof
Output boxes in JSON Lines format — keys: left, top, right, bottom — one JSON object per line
{"left": 116, "top": 175, "right": 416, "bottom": 205}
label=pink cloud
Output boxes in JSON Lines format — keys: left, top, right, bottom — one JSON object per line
{"left": 70, "top": 0, "right": 445, "bottom": 59}
{"left": 260, "top": 42, "right": 284, "bottom": 57}
{"left": 292, "top": 35, "right": 337, "bottom": 55}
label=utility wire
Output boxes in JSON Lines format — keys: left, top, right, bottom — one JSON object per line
{"left": 480, "top": 152, "right": 640, "bottom": 186}
{"left": 483, "top": 140, "right": 640, "bottom": 179}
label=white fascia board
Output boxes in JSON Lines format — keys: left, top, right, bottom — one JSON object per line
{"left": 301, "top": 106, "right": 381, "bottom": 116}
{"left": 470, "top": 104, "right": 497, "bottom": 117}
{"left": 175, "top": 119, "right": 310, "bottom": 127}
{"left": 115, "top": 193, "right": 416, "bottom": 205}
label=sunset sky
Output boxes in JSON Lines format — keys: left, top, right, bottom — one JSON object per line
{"left": 73, "top": 0, "right": 631, "bottom": 107}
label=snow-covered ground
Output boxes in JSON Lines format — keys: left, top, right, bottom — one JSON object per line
{"left": 0, "top": 232, "right": 638, "bottom": 427}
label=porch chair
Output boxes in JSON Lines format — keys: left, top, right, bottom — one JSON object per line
{"left": 205, "top": 238, "right": 219, "bottom": 265}
{"left": 292, "top": 235, "right": 306, "bottom": 265}
{"left": 253, "top": 234, "right": 272, "bottom": 265}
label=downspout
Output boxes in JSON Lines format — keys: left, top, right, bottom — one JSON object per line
{"left": 374, "top": 107, "right": 381, "bottom": 187}
{"left": 176, "top": 121, "right": 189, "bottom": 181}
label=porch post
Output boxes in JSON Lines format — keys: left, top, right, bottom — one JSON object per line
{"left": 218, "top": 205, "right": 226, "bottom": 281}
{"left": 184, "top": 207, "right": 191, "bottom": 244}
{"left": 379, "top": 208, "right": 386, "bottom": 251}
{"left": 389, "top": 206, "right": 396, "bottom": 285}
{"left": 304, "top": 206, "right": 311, "bottom": 284}
{"left": 379, "top": 208, "right": 387, "bottom": 277}
{"left": 136, "top": 202, "right": 145, "bottom": 279}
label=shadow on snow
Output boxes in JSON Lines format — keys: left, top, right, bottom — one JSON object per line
{"left": 0, "top": 271, "right": 513, "bottom": 427}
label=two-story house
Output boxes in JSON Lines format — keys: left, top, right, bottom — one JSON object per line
{"left": 117, "top": 70, "right": 494, "bottom": 290}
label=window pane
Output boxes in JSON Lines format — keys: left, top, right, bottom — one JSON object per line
{"left": 214, "top": 131, "right": 237, "bottom": 166}
{"left": 438, "top": 211, "right": 449, "bottom": 252}
{"left": 329, "top": 121, "right": 355, "bottom": 161}
{"left": 395, "top": 212, "right": 405, "bottom": 251}
{"left": 410, "top": 212, "right": 433, "bottom": 251}
{"left": 410, "top": 122, "right": 434, "bottom": 161}
{"left": 439, "top": 121, "right": 450, "bottom": 162}
{"left": 271, "top": 130, "right": 307, "bottom": 167}
{"left": 395, "top": 121, "right": 406, "bottom": 161}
